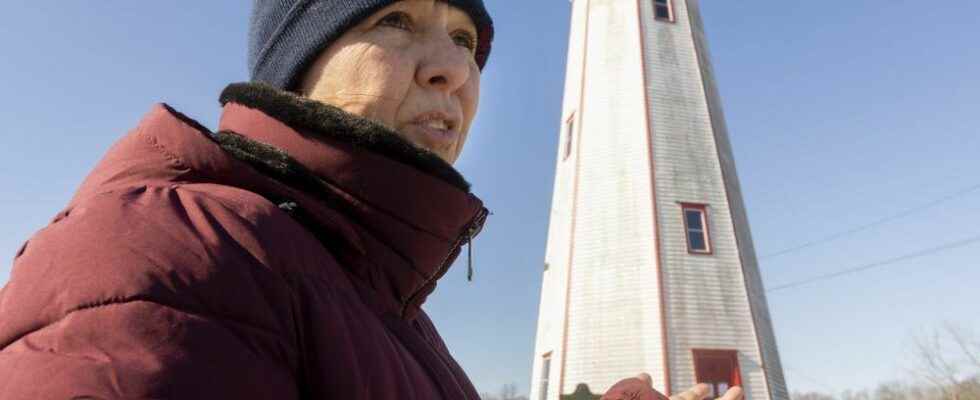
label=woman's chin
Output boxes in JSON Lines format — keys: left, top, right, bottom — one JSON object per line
{"left": 422, "top": 144, "right": 456, "bottom": 165}
{"left": 399, "top": 128, "right": 456, "bottom": 162}
{"left": 428, "top": 147, "right": 456, "bottom": 165}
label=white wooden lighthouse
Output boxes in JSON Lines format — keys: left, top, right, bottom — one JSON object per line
{"left": 529, "top": 1, "right": 789, "bottom": 399}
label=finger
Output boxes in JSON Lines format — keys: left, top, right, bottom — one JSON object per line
{"left": 718, "top": 386, "right": 743, "bottom": 400}
{"left": 635, "top": 373, "right": 653, "bottom": 387}
{"left": 670, "top": 383, "right": 711, "bottom": 400}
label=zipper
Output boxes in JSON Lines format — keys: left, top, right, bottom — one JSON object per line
{"left": 402, "top": 205, "right": 489, "bottom": 316}
{"left": 465, "top": 207, "right": 490, "bottom": 282}
{"left": 466, "top": 232, "right": 474, "bottom": 282}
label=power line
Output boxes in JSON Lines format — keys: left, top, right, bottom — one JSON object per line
{"left": 782, "top": 364, "right": 834, "bottom": 390}
{"left": 767, "top": 233, "right": 980, "bottom": 293}
{"left": 761, "top": 183, "right": 980, "bottom": 260}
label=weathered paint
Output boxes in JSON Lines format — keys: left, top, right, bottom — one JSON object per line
{"left": 685, "top": 1, "right": 789, "bottom": 397}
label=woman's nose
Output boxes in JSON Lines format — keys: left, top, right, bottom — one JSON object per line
{"left": 416, "top": 34, "right": 472, "bottom": 94}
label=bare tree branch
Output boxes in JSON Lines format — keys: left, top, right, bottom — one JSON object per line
{"left": 945, "top": 323, "right": 980, "bottom": 371}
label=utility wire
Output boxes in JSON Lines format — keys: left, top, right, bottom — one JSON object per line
{"left": 761, "top": 183, "right": 980, "bottom": 260}
{"left": 782, "top": 364, "right": 834, "bottom": 390}
{"left": 767, "top": 233, "right": 980, "bottom": 293}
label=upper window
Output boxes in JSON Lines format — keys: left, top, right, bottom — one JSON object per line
{"left": 654, "top": 0, "right": 674, "bottom": 21}
{"left": 563, "top": 113, "right": 576, "bottom": 160}
{"left": 681, "top": 203, "right": 711, "bottom": 254}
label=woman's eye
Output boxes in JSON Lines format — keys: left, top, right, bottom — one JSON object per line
{"left": 377, "top": 11, "right": 413, "bottom": 31}
{"left": 451, "top": 30, "right": 477, "bottom": 52}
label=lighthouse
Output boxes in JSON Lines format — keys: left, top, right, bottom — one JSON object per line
{"left": 529, "top": 1, "right": 789, "bottom": 399}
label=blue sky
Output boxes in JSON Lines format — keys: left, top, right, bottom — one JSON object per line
{"left": 1, "top": 1, "right": 978, "bottom": 397}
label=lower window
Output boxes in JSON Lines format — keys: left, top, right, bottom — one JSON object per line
{"left": 539, "top": 353, "right": 551, "bottom": 400}
{"left": 692, "top": 349, "right": 742, "bottom": 398}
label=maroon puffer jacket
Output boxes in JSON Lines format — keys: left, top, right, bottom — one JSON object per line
{"left": 0, "top": 83, "right": 489, "bottom": 399}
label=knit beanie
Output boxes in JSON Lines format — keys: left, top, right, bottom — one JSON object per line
{"left": 248, "top": 0, "right": 494, "bottom": 91}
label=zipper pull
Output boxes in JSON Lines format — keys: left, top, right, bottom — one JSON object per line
{"left": 466, "top": 207, "right": 489, "bottom": 282}
{"left": 466, "top": 230, "right": 474, "bottom": 282}
{"left": 277, "top": 200, "right": 299, "bottom": 215}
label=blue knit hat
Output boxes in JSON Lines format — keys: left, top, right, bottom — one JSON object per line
{"left": 248, "top": 0, "right": 494, "bottom": 91}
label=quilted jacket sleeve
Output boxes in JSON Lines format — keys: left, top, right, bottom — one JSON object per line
{"left": 0, "top": 186, "right": 301, "bottom": 400}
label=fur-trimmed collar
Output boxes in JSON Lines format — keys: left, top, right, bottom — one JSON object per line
{"left": 219, "top": 82, "right": 470, "bottom": 192}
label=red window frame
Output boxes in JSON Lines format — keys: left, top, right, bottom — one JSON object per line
{"left": 692, "top": 349, "right": 742, "bottom": 398}
{"left": 681, "top": 203, "right": 712, "bottom": 255}
{"left": 654, "top": 0, "right": 675, "bottom": 22}
{"left": 563, "top": 113, "right": 576, "bottom": 161}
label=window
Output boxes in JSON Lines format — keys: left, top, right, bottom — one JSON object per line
{"left": 563, "top": 114, "right": 576, "bottom": 160}
{"left": 539, "top": 353, "right": 552, "bottom": 400}
{"left": 654, "top": 0, "right": 673, "bottom": 21}
{"left": 692, "top": 349, "right": 741, "bottom": 398}
{"left": 681, "top": 203, "right": 711, "bottom": 254}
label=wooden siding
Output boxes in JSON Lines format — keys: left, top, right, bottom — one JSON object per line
{"left": 641, "top": 0, "right": 779, "bottom": 398}
{"left": 685, "top": 1, "right": 790, "bottom": 398}
{"left": 560, "top": 0, "right": 667, "bottom": 395}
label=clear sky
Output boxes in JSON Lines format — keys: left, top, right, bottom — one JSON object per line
{"left": 1, "top": 1, "right": 978, "bottom": 397}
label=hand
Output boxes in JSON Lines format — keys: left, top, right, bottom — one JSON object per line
{"left": 670, "top": 383, "right": 742, "bottom": 400}
{"left": 599, "top": 373, "right": 743, "bottom": 400}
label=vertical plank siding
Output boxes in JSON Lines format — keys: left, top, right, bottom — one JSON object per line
{"left": 685, "top": 1, "right": 789, "bottom": 398}
{"left": 559, "top": 0, "right": 666, "bottom": 395}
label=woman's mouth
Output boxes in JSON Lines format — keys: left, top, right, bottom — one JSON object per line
{"left": 407, "top": 112, "right": 459, "bottom": 151}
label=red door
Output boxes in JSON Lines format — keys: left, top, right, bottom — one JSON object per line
{"left": 692, "top": 349, "right": 742, "bottom": 398}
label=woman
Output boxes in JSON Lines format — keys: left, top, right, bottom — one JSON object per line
{"left": 0, "top": 1, "right": 740, "bottom": 399}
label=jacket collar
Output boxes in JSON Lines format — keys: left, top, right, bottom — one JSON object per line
{"left": 215, "top": 83, "right": 488, "bottom": 319}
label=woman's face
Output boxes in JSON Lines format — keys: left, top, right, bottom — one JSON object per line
{"left": 299, "top": 0, "right": 481, "bottom": 165}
